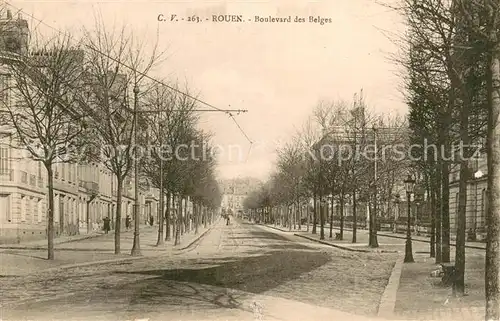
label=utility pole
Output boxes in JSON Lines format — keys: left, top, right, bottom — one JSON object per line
{"left": 156, "top": 100, "right": 165, "bottom": 246}
{"left": 370, "top": 126, "right": 379, "bottom": 248}
{"left": 131, "top": 84, "right": 141, "bottom": 256}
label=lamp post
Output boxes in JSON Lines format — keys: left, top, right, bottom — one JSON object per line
{"left": 393, "top": 194, "right": 400, "bottom": 233}
{"left": 131, "top": 85, "right": 141, "bottom": 256}
{"left": 404, "top": 174, "right": 416, "bottom": 263}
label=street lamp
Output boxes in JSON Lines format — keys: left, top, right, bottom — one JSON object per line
{"left": 393, "top": 194, "right": 400, "bottom": 233}
{"left": 131, "top": 85, "right": 141, "bottom": 256}
{"left": 404, "top": 174, "right": 416, "bottom": 263}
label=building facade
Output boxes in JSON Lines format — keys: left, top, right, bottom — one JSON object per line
{"left": 221, "top": 186, "right": 247, "bottom": 216}
{"left": 0, "top": 10, "right": 159, "bottom": 243}
{"left": 448, "top": 154, "right": 488, "bottom": 241}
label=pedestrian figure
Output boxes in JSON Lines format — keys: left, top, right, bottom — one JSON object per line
{"left": 149, "top": 215, "right": 154, "bottom": 226}
{"left": 103, "top": 216, "right": 111, "bottom": 234}
{"left": 125, "top": 215, "right": 131, "bottom": 231}
{"left": 226, "top": 215, "right": 230, "bottom": 225}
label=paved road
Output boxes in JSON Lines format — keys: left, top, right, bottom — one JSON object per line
{"left": 0, "top": 220, "right": 379, "bottom": 321}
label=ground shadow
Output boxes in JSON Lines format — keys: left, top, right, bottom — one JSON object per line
{"left": 114, "top": 250, "right": 330, "bottom": 295}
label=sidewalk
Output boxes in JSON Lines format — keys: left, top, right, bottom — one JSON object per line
{"left": 394, "top": 251, "right": 486, "bottom": 320}
{"left": 0, "top": 229, "right": 110, "bottom": 249}
{"left": 264, "top": 223, "right": 486, "bottom": 251}
{"left": 294, "top": 228, "right": 407, "bottom": 253}
{"left": 0, "top": 220, "right": 219, "bottom": 276}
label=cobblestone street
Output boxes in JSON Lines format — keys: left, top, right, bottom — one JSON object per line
{"left": 1, "top": 219, "right": 391, "bottom": 321}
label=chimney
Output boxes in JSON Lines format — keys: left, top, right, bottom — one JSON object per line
{"left": 6, "top": 9, "right": 12, "bottom": 19}
{"left": 18, "top": 13, "right": 22, "bottom": 20}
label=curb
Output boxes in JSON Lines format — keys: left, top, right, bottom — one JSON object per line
{"left": 176, "top": 222, "right": 216, "bottom": 252}
{"left": 294, "top": 233, "right": 370, "bottom": 253}
{"left": 293, "top": 233, "right": 399, "bottom": 253}
{"left": 7, "top": 222, "right": 219, "bottom": 276}
{"left": 258, "top": 224, "right": 303, "bottom": 233}
{"left": 376, "top": 232, "right": 486, "bottom": 250}
{"left": 0, "top": 234, "right": 104, "bottom": 250}
{"left": 306, "top": 224, "right": 486, "bottom": 251}
{"left": 0, "top": 228, "right": 150, "bottom": 250}
{"left": 377, "top": 252, "right": 405, "bottom": 318}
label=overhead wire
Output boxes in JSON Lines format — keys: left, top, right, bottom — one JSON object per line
{"left": 5, "top": 2, "right": 253, "bottom": 147}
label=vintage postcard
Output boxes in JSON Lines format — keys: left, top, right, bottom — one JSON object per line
{"left": 0, "top": 0, "right": 498, "bottom": 320}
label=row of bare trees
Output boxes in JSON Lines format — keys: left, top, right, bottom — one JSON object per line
{"left": 0, "top": 22, "right": 222, "bottom": 260}
{"left": 244, "top": 91, "right": 408, "bottom": 247}
{"left": 388, "top": 0, "right": 499, "bottom": 318}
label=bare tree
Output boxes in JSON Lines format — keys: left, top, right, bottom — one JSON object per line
{"left": 0, "top": 35, "right": 87, "bottom": 260}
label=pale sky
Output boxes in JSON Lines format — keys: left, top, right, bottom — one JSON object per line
{"left": 10, "top": 0, "right": 406, "bottom": 181}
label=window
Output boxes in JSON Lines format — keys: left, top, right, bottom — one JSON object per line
{"left": 0, "top": 147, "right": 9, "bottom": 174}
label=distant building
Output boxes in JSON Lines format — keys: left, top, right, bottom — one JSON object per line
{"left": 219, "top": 177, "right": 260, "bottom": 216}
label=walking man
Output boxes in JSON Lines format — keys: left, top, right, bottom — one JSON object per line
{"left": 125, "top": 215, "right": 131, "bottom": 231}
{"left": 103, "top": 216, "right": 111, "bottom": 234}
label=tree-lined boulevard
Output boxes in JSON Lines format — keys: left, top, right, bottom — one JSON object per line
{"left": 0, "top": 0, "right": 500, "bottom": 320}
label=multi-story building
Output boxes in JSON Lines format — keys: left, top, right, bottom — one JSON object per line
{"left": 449, "top": 152, "right": 488, "bottom": 241}
{"left": 0, "top": 10, "right": 159, "bottom": 243}
{"left": 221, "top": 187, "right": 247, "bottom": 216}
{"left": 220, "top": 177, "right": 260, "bottom": 216}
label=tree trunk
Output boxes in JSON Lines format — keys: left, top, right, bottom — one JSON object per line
{"left": 59, "top": 194, "right": 64, "bottom": 236}
{"left": 429, "top": 170, "right": 436, "bottom": 258}
{"left": 485, "top": 43, "right": 500, "bottom": 321}
{"left": 455, "top": 157, "right": 469, "bottom": 295}
{"left": 293, "top": 203, "right": 297, "bottom": 230}
{"left": 435, "top": 164, "right": 443, "bottom": 264}
{"left": 195, "top": 202, "right": 199, "bottom": 234}
{"left": 182, "top": 196, "right": 186, "bottom": 236}
{"left": 312, "top": 193, "right": 317, "bottom": 234}
{"left": 175, "top": 195, "right": 181, "bottom": 245}
{"left": 439, "top": 103, "right": 452, "bottom": 262}
{"left": 156, "top": 162, "right": 164, "bottom": 246}
{"left": 369, "top": 195, "right": 379, "bottom": 248}
{"left": 204, "top": 206, "right": 208, "bottom": 228}
{"left": 455, "top": 122, "right": 471, "bottom": 295}
{"left": 184, "top": 197, "right": 189, "bottom": 233}
{"left": 297, "top": 200, "right": 301, "bottom": 230}
{"left": 340, "top": 192, "right": 345, "bottom": 240}
{"left": 441, "top": 158, "right": 451, "bottom": 263}
{"left": 329, "top": 194, "right": 334, "bottom": 238}
{"left": 352, "top": 189, "right": 357, "bottom": 243}
{"left": 46, "top": 163, "right": 55, "bottom": 260}
{"left": 86, "top": 197, "right": 91, "bottom": 235}
{"left": 114, "top": 177, "right": 123, "bottom": 254}
{"left": 165, "top": 192, "right": 171, "bottom": 241}
{"left": 320, "top": 195, "right": 325, "bottom": 240}
{"left": 306, "top": 201, "right": 310, "bottom": 232}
